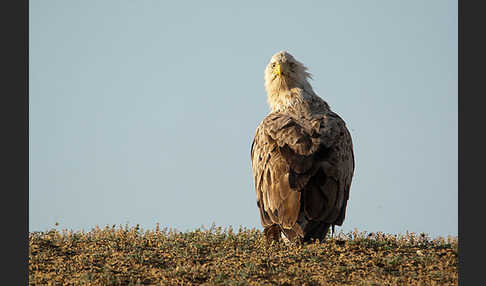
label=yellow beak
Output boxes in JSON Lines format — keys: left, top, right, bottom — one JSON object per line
{"left": 276, "top": 63, "right": 282, "bottom": 77}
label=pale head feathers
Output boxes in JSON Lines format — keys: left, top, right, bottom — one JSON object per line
{"left": 264, "top": 51, "right": 319, "bottom": 113}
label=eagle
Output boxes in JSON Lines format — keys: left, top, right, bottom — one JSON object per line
{"left": 250, "top": 51, "right": 354, "bottom": 243}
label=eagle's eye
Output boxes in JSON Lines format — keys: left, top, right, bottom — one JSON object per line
{"left": 271, "top": 63, "right": 276, "bottom": 68}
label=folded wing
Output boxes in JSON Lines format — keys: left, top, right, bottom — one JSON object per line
{"left": 251, "top": 112, "right": 354, "bottom": 236}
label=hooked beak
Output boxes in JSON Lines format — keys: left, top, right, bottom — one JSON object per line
{"left": 275, "top": 63, "right": 282, "bottom": 77}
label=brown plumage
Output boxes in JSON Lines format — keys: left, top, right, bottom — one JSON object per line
{"left": 251, "top": 51, "right": 354, "bottom": 243}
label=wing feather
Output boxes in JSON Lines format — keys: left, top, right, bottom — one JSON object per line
{"left": 251, "top": 110, "right": 354, "bottom": 234}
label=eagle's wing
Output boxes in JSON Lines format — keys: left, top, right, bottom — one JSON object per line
{"left": 315, "top": 111, "right": 354, "bottom": 227}
{"left": 251, "top": 111, "right": 354, "bottom": 234}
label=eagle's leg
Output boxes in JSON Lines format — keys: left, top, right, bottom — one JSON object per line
{"left": 303, "top": 221, "right": 331, "bottom": 243}
{"left": 263, "top": 224, "right": 281, "bottom": 242}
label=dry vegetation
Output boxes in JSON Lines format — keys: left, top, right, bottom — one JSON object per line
{"left": 29, "top": 224, "right": 457, "bottom": 285}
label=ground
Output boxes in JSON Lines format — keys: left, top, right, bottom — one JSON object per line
{"left": 29, "top": 225, "right": 458, "bottom": 285}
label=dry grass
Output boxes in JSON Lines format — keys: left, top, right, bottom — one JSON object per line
{"left": 29, "top": 224, "right": 457, "bottom": 285}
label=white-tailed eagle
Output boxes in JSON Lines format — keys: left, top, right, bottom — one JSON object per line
{"left": 251, "top": 51, "right": 355, "bottom": 243}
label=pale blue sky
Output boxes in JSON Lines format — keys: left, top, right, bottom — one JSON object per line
{"left": 30, "top": 0, "right": 457, "bottom": 238}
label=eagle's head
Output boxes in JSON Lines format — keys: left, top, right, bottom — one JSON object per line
{"left": 264, "top": 51, "right": 314, "bottom": 111}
